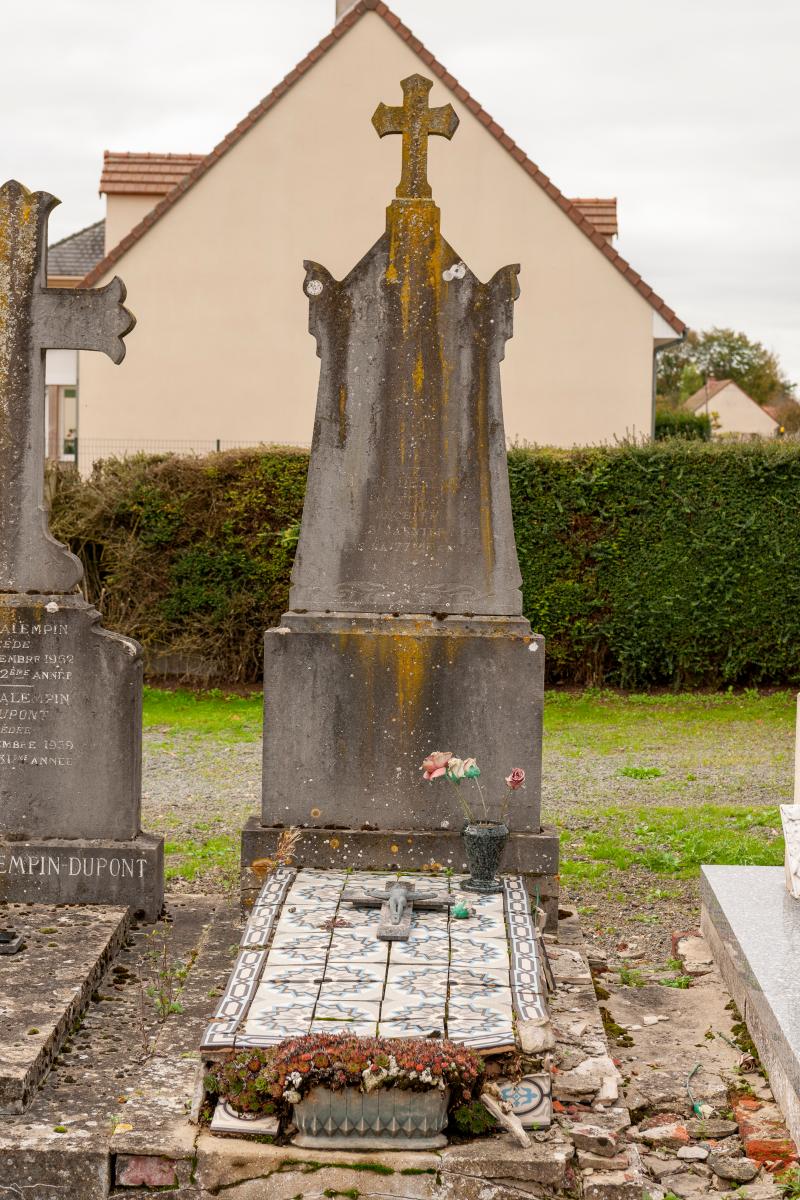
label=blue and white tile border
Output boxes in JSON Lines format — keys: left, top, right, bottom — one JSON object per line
{"left": 200, "top": 866, "right": 297, "bottom": 1049}
{"left": 503, "top": 875, "right": 551, "bottom": 1024}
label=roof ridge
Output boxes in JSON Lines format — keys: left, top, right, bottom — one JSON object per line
{"left": 103, "top": 151, "right": 205, "bottom": 160}
{"left": 81, "top": 0, "right": 684, "bottom": 332}
{"left": 48, "top": 217, "right": 105, "bottom": 250}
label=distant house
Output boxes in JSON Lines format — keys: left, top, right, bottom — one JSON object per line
{"left": 68, "top": 0, "right": 683, "bottom": 466}
{"left": 684, "top": 379, "right": 780, "bottom": 439}
{"left": 44, "top": 220, "right": 105, "bottom": 461}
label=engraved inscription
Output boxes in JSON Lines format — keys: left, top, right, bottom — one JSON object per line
{"left": 0, "top": 852, "right": 149, "bottom": 878}
{"left": 0, "top": 615, "right": 75, "bottom": 769}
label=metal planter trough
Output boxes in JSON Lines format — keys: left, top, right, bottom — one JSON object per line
{"left": 292, "top": 1085, "right": 450, "bottom": 1150}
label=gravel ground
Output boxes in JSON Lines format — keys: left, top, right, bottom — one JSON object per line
{"left": 142, "top": 697, "right": 794, "bottom": 962}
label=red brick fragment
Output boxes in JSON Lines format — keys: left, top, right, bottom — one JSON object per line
{"left": 116, "top": 1156, "right": 178, "bottom": 1188}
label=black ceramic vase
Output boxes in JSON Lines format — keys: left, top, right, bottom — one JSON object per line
{"left": 460, "top": 821, "right": 509, "bottom": 893}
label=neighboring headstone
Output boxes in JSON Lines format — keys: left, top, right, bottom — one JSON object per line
{"left": 242, "top": 76, "right": 558, "bottom": 917}
{"left": 0, "top": 180, "right": 162, "bottom": 919}
{"left": 781, "top": 804, "right": 800, "bottom": 899}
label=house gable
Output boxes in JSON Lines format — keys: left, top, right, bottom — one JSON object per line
{"left": 81, "top": 0, "right": 683, "bottom": 337}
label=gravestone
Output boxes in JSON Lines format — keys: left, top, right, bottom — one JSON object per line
{"left": 242, "top": 76, "right": 558, "bottom": 916}
{"left": 0, "top": 180, "right": 162, "bottom": 919}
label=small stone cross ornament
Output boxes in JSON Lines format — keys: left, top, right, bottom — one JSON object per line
{"left": 0, "top": 180, "right": 135, "bottom": 593}
{"left": 372, "top": 73, "right": 459, "bottom": 199}
{"left": 342, "top": 880, "right": 455, "bottom": 941}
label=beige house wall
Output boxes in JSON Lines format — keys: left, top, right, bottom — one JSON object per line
{"left": 104, "top": 194, "right": 158, "bottom": 254}
{"left": 80, "top": 13, "right": 660, "bottom": 454}
{"left": 706, "top": 383, "right": 779, "bottom": 438}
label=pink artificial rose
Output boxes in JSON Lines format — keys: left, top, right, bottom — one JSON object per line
{"left": 421, "top": 750, "right": 453, "bottom": 781}
{"left": 505, "top": 768, "right": 526, "bottom": 790}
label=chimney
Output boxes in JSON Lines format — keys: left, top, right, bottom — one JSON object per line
{"left": 336, "top": 0, "right": 358, "bottom": 19}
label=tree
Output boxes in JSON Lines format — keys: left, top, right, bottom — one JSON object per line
{"left": 656, "top": 327, "right": 795, "bottom": 408}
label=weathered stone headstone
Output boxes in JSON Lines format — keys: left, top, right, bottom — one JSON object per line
{"left": 0, "top": 180, "right": 162, "bottom": 918}
{"left": 243, "top": 77, "right": 558, "bottom": 915}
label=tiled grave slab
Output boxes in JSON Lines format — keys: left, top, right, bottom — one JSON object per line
{"left": 202, "top": 869, "right": 551, "bottom": 1057}
{"left": 0, "top": 904, "right": 131, "bottom": 1113}
{"left": 701, "top": 865, "right": 800, "bottom": 1146}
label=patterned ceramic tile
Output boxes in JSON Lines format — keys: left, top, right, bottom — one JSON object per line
{"left": 327, "top": 930, "right": 389, "bottom": 963}
{"left": 460, "top": 891, "right": 505, "bottom": 915}
{"left": 447, "top": 965, "right": 510, "bottom": 991}
{"left": 210, "top": 1100, "right": 279, "bottom": 1136}
{"left": 409, "top": 911, "right": 451, "bottom": 932}
{"left": 322, "top": 960, "right": 387, "bottom": 987}
{"left": 313, "top": 999, "right": 381, "bottom": 1024}
{"left": 449, "top": 911, "right": 506, "bottom": 937}
{"left": 385, "top": 965, "right": 449, "bottom": 998}
{"left": 317, "top": 971, "right": 384, "bottom": 1003}
{"left": 259, "top": 963, "right": 327, "bottom": 990}
{"left": 267, "top": 931, "right": 330, "bottom": 964}
{"left": 389, "top": 935, "right": 450, "bottom": 965}
{"left": 497, "top": 1074, "right": 552, "bottom": 1128}
{"left": 241, "top": 1000, "right": 315, "bottom": 1041}
{"left": 503, "top": 876, "right": 549, "bottom": 1022}
{"left": 448, "top": 934, "right": 509, "bottom": 969}
{"left": 447, "top": 992, "right": 513, "bottom": 1023}
{"left": 310, "top": 1018, "right": 379, "bottom": 1036}
{"left": 272, "top": 907, "right": 337, "bottom": 934}
{"left": 379, "top": 1020, "right": 446, "bottom": 1039}
{"left": 447, "top": 1009, "right": 515, "bottom": 1047}
{"left": 380, "top": 995, "right": 445, "bottom": 1024}
{"left": 253, "top": 980, "right": 320, "bottom": 1010}
{"left": 200, "top": 949, "right": 266, "bottom": 1049}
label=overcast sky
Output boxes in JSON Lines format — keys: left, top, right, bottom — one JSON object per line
{"left": 2, "top": 0, "right": 798, "bottom": 384}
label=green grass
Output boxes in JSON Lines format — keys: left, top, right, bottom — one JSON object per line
{"left": 544, "top": 687, "right": 795, "bottom": 756}
{"left": 164, "top": 834, "right": 238, "bottom": 885}
{"left": 561, "top": 803, "right": 783, "bottom": 880}
{"left": 143, "top": 687, "right": 262, "bottom": 742}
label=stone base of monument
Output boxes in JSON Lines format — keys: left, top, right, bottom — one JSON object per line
{"left": 241, "top": 818, "right": 560, "bottom": 926}
{"left": 0, "top": 903, "right": 130, "bottom": 1113}
{"left": 0, "top": 832, "right": 164, "bottom": 920}
{"left": 701, "top": 864, "right": 800, "bottom": 1146}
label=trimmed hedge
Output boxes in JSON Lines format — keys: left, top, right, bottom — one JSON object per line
{"left": 49, "top": 441, "right": 800, "bottom": 686}
{"left": 654, "top": 407, "right": 711, "bottom": 440}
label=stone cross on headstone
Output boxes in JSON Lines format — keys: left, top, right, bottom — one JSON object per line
{"left": 0, "top": 181, "right": 135, "bottom": 593}
{"left": 372, "top": 73, "right": 458, "bottom": 199}
{"left": 0, "top": 180, "right": 162, "bottom": 919}
{"left": 342, "top": 880, "right": 455, "bottom": 941}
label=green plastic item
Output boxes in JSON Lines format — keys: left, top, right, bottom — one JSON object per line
{"left": 452, "top": 902, "right": 470, "bottom": 919}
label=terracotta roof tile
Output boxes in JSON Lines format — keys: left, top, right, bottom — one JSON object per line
{"left": 100, "top": 151, "right": 204, "bottom": 196}
{"left": 82, "top": 2, "right": 685, "bottom": 332}
{"left": 570, "top": 198, "right": 617, "bottom": 239}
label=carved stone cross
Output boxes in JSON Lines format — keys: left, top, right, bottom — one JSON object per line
{"left": 0, "top": 180, "right": 135, "bottom": 593}
{"left": 342, "top": 879, "right": 455, "bottom": 941}
{"left": 372, "top": 73, "right": 459, "bottom": 199}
